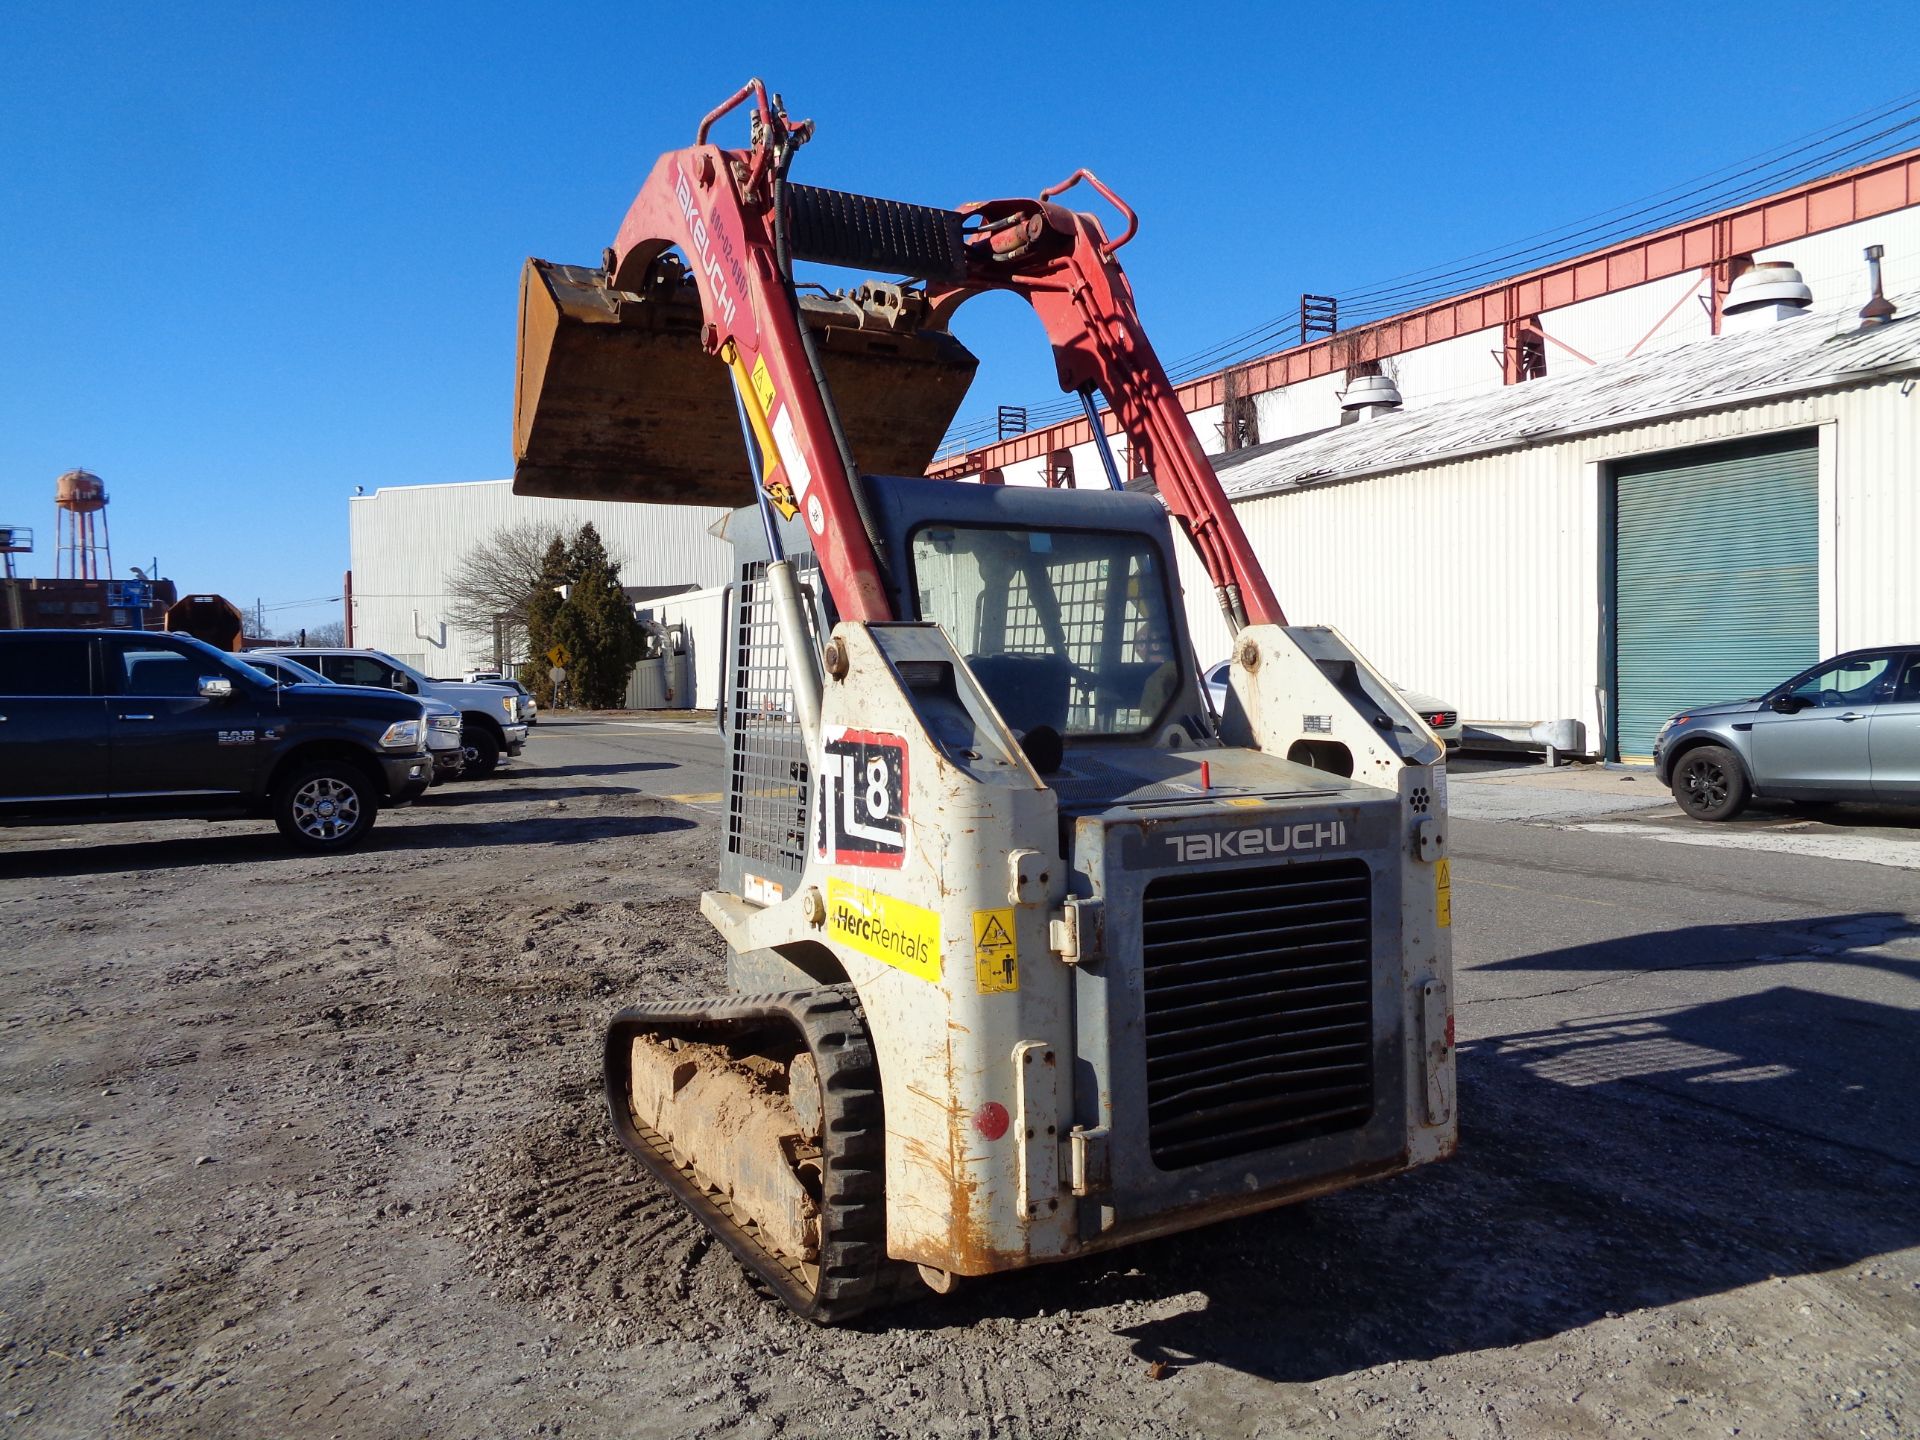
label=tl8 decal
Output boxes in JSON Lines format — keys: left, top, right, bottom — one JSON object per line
{"left": 815, "top": 728, "right": 908, "bottom": 868}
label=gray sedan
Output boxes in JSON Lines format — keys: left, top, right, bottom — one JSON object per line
{"left": 1653, "top": 646, "right": 1920, "bottom": 819}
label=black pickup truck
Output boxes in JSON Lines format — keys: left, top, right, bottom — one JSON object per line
{"left": 0, "top": 629, "right": 433, "bottom": 851}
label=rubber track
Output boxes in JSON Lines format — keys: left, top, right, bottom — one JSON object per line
{"left": 603, "top": 987, "right": 906, "bottom": 1324}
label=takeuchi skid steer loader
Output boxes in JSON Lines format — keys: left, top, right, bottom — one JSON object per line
{"left": 514, "top": 81, "right": 1457, "bottom": 1321}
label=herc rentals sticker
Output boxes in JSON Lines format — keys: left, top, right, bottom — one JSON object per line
{"left": 826, "top": 879, "right": 941, "bottom": 983}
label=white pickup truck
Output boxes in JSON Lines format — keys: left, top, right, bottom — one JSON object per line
{"left": 461, "top": 671, "right": 539, "bottom": 725}
{"left": 257, "top": 647, "right": 531, "bottom": 776}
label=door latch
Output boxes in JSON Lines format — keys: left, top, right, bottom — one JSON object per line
{"left": 1048, "top": 899, "right": 1101, "bottom": 965}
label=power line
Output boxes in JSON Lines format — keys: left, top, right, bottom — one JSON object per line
{"left": 1333, "top": 107, "right": 1920, "bottom": 316}
{"left": 1332, "top": 90, "right": 1920, "bottom": 307}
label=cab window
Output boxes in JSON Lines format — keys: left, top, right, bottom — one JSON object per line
{"left": 107, "top": 641, "right": 203, "bottom": 697}
{"left": 1784, "top": 655, "right": 1894, "bottom": 707}
{"left": 909, "top": 524, "right": 1181, "bottom": 737}
{"left": 0, "top": 637, "right": 94, "bottom": 696}
{"left": 1896, "top": 654, "right": 1920, "bottom": 704}
{"left": 321, "top": 655, "right": 399, "bottom": 688}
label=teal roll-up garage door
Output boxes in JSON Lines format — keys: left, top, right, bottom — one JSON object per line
{"left": 1611, "top": 431, "right": 1819, "bottom": 761}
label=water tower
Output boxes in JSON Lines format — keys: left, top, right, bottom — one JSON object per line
{"left": 54, "top": 469, "right": 113, "bottom": 580}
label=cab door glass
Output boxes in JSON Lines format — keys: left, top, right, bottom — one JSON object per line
{"left": 1784, "top": 656, "right": 1893, "bottom": 707}
{"left": 322, "top": 655, "right": 394, "bottom": 688}
{"left": 0, "top": 638, "right": 93, "bottom": 695}
{"left": 910, "top": 525, "right": 1180, "bottom": 737}
{"left": 115, "top": 646, "right": 205, "bottom": 697}
{"left": 1890, "top": 655, "right": 1920, "bottom": 704}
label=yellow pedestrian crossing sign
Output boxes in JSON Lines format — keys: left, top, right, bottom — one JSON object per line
{"left": 546, "top": 644, "right": 571, "bottom": 668}
{"left": 973, "top": 909, "right": 1018, "bottom": 994}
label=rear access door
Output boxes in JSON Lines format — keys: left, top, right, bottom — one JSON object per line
{"left": 0, "top": 633, "right": 109, "bottom": 807}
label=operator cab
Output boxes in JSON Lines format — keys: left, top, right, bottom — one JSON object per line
{"left": 864, "top": 474, "right": 1213, "bottom": 757}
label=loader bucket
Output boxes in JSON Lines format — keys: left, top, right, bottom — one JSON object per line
{"left": 513, "top": 259, "right": 979, "bottom": 505}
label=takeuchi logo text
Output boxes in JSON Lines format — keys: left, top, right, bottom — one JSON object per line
{"left": 1164, "top": 820, "right": 1348, "bottom": 863}
{"left": 674, "top": 165, "right": 738, "bottom": 330}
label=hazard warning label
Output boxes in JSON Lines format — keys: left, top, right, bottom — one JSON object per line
{"left": 973, "top": 908, "right": 1018, "bottom": 994}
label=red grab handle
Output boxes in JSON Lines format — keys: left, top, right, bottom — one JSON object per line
{"left": 1039, "top": 168, "right": 1139, "bottom": 256}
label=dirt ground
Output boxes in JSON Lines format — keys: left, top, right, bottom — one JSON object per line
{"left": 2, "top": 734, "right": 1914, "bottom": 1439}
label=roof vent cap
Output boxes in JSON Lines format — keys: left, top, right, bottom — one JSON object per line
{"left": 1723, "top": 261, "right": 1812, "bottom": 328}
{"left": 1340, "top": 373, "right": 1403, "bottom": 417}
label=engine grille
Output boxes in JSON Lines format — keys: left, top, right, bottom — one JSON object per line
{"left": 1141, "top": 858, "right": 1375, "bottom": 1169}
{"left": 1428, "top": 710, "right": 1459, "bottom": 730}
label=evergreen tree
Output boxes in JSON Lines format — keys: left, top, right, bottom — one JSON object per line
{"left": 518, "top": 535, "right": 572, "bottom": 705}
{"left": 548, "top": 523, "right": 643, "bottom": 709}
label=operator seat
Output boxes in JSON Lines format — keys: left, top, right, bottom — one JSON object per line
{"left": 965, "top": 653, "right": 1071, "bottom": 736}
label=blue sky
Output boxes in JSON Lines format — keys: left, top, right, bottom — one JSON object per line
{"left": 3, "top": 3, "right": 1917, "bottom": 636}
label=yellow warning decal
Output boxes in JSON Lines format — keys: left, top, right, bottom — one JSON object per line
{"left": 750, "top": 354, "right": 777, "bottom": 415}
{"left": 972, "top": 908, "right": 1018, "bottom": 994}
{"left": 1435, "top": 857, "right": 1452, "bottom": 929}
{"left": 1223, "top": 796, "right": 1264, "bottom": 808}
{"left": 827, "top": 879, "right": 941, "bottom": 983}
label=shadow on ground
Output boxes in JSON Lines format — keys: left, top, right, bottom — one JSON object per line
{"left": 871, "top": 913, "right": 1920, "bottom": 1384}
{"left": 505, "top": 761, "right": 676, "bottom": 781}
{"left": 0, "top": 813, "right": 695, "bottom": 877}
{"left": 1701, "top": 800, "right": 1920, "bottom": 832}
{"left": 418, "top": 782, "right": 655, "bottom": 807}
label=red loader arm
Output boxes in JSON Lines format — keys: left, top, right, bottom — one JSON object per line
{"left": 514, "top": 80, "right": 1283, "bottom": 630}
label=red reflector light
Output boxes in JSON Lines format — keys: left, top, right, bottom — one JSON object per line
{"left": 973, "top": 1102, "right": 1010, "bottom": 1141}
{"left": 1445, "top": 1013, "right": 1456, "bottom": 1049}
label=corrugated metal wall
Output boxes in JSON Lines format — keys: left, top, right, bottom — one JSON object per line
{"left": 347, "top": 480, "right": 733, "bottom": 678}
{"left": 1178, "top": 378, "right": 1917, "bottom": 750}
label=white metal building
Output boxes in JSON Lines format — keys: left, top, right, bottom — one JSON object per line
{"left": 926, "top": 152, "right": 1920, "bottom": 759}
{"left": 347, "top": 479, "right": 732, "bottom": 677}
{"left": 1177, "top": 295, "right": 1920, "bottom": 761}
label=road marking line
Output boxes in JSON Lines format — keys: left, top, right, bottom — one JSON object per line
{"left": 664, "top": 792, "right": 724, "bottom": 804}
{"left": 574, "top": 720, "right": 712, "bottom": 731}
{"left": 1569, "top": 822, "right": 1920, "bottom": 871}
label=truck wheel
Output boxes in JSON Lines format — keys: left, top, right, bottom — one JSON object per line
{"left": 461, "top": 725, "right": 501, "bottom": 777}
{"left": 1670, "top": 744, "right": 1749, "bottom": 822}
{"left": 274, "top": 762, "right": 379, "bottom": 850}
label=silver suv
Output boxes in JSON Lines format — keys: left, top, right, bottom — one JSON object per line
{"left": 1653, "top": 646, "right": 1920, "bottom": 819}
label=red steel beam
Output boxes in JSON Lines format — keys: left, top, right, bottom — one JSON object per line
{"left": 931, "top": 146, "right": 1920, "bottom": 479}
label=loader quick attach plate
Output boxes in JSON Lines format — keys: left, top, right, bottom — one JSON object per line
{"left": 513, "top": 260, "right": 978, "bottom": 506}
{"left": 602, "top": 987, "right": 909, "bottom": 1324}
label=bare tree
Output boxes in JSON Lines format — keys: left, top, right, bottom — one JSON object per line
{"left": 445, "top": 521, "right": 566, "bottom": 665}
{"left": 305, "top": 619, "right": 346, "bottom": 647}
